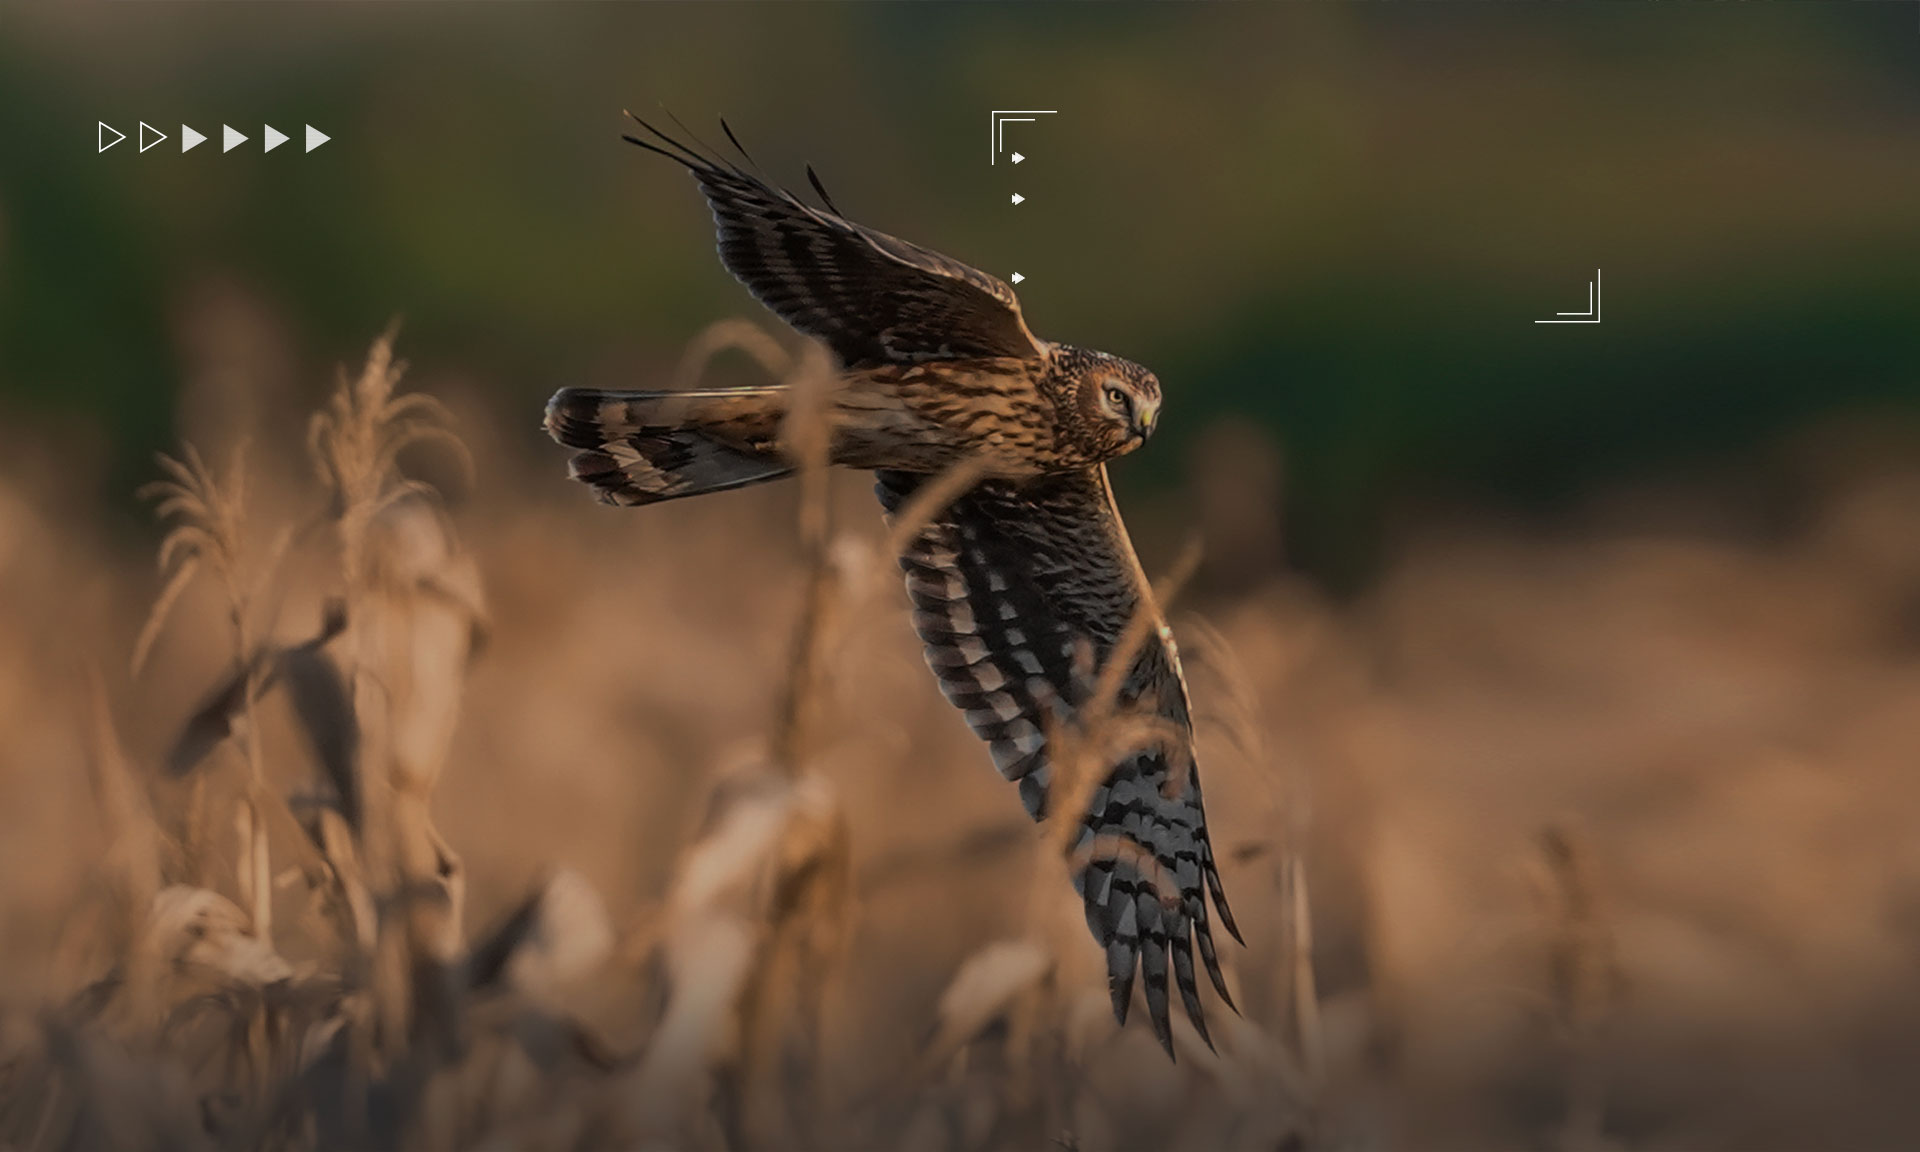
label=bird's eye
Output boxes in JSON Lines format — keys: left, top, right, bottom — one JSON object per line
{"left": 1104, "top": 384, "right": 1129, "bottom": 412}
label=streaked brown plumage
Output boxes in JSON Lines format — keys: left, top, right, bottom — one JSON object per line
{"left": 545, "top": 117, "right": 1238, "bottom": 1056}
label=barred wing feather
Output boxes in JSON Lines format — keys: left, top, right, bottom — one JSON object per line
{"left": 875, "top": 465, "right": 1240, "bottom": 1054}
{"left": 626, "top": 117, "right": 1043, "bottom": 370}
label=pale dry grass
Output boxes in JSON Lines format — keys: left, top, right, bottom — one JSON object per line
{"left": 0, "top": 317, "right": 1918, "bottom": 1151}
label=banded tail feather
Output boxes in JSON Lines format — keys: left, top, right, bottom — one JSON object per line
{"left": 544, "top": 386, "right": 793, "bottom": 506}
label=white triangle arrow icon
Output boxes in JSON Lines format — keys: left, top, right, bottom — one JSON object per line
{"left": 263, "top": 125, "right": 288, "bottom": 152}
{"left": 181, "top": 125, "right": 206, "bottom": 153}
{"left": 1011, "top": 152, "right": 1025, "bottom": 164}
{"left": 305, "top": 125, "right": 329, "bottom": 152}
{"left": 223, "top": 125, "right": 248, "bottom": 152}
{"left": 98, "top": 122, "right": 126, "bottom": 153}
{"left": 1010, "top": 272, "right": 1025, "bottom": 284}
{"left": 138, "top": 122, "right": 167, "bottom": 153}
{"left": 1010, "top": 193, "right": 1025, "bottom": 205}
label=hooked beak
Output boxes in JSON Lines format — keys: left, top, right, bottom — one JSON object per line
{"left": 1132, "top": 403, "right": 1159, "bottom": 442}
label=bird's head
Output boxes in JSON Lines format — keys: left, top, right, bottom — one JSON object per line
{"left": 1062, "top": 347, "right": 1162, "bottom": 459}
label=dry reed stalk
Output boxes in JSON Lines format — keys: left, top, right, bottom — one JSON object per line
{"left": 662, "top": 318, "right": 846, "bottom": 779}
{"left": 305, "top": 330, "right": 471, "bottom": 1131}
{"left": 731, "top": 775, "right": 852, "bottom": 1151}
{"left": 771, "top": 339, "right": 842, "bottom": 776}
{"left": 901, "top": 936, "right": 1057, "bottom": 1152}
{"left": 363, "top": 495, "right": 486, "bottom": 969}
{"left": 140, "top": 885, "right": 294, "bottom": 995}
{"left": 623, "top": 324, "right": 878, "bottom": 1151}
{"left": 670, "top": 316, "right": 796, "bottom": 392}
{"left": 878, "top": 456, "right": 998, "bottom": 561}
{"left": 766, "top": 361, "right": 1054, "bottom": 1150}
{"left": 39, "top": 330, "right": 521, "bottom": 1151}
{"left": 747, "top": 331, "right": 866, "bottom": 1150}
{"left": 1185, "top": 616, "right": 1325, "bottom": 1090}
{"left": 818, "top": 451, "right": 999, "bottom": 676}
{"left": 137, "top": 443, "right": 281, "bottom": 943}
{"left": 82, "top": 670, "right": 167, "bottom": 1034}
{"left": 1539, "top": 824, "right": 1617, "bottom": 1152}
{"left": 1283, "top": 854, "right": 1323, "bottom": 1089}
{"left": 624, "top": 767, "right": 849, "bottom": 1149}
{"left": 83, "top": 671, "right": 163, "bottom": 952}
{"left": 1037, "top": 538, "right": 1204, "bottom": 889}
{"left": 922, "top": 940, "right": 1055, "bottom": 1079}
{"left": 473, "top": 868, "right": 618, "bottom": 1005}
{"left": 1176, "top": 618, "right": 1330, "bottom": 1152}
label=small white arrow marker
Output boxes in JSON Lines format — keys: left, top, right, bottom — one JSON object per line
{"left": 181, "top": 125, "right": 206, "bottom": 152}
{"left": 1010, "top": 273, "right": 1025, "bottom": 284}
{"left": 1010, "top": 193, "right": 1025, "bottom": 205}
{"left": 138, "top": 122, "right": 167, "bottom": 153}
{"left": 263, "top": 125, "right": 288, "bottom": 152}
{"left": 305, "top": 125, "right": 329, "bottom": 153}
{"left": 223, "top": 125, "right": 248, "bottom": 152}
{"left": 98, "top": 122, "right": 126, "bottom": 153}
{"left": 1010, "top": 152, "right": 1025, "bottom": 164}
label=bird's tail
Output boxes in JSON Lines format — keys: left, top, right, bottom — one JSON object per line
{"left": 544, "top": 386, "right": 793, "bottom": 506}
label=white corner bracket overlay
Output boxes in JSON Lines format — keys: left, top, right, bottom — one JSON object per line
{"left": 990, "top": 110, "right": 1056, "bottom": 164}
{"left": 1537, "top": 269, "right": 1602, "bottom": 324}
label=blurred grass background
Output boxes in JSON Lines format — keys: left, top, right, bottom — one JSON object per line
{"left": 6, "top": 2, "right": 1918, "bottom": 584}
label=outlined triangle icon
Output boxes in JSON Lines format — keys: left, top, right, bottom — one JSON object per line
{"left": 181, "top": 125, "right": 206, "bottom": 152}
{"left": 98, "top": 122, "right": 126, "bottom": 152}
{"left": 222, "top": 125, "right": 247, "bottom": 152}
{"left": 138, "top": 122, "right": 167, "bottom": 153}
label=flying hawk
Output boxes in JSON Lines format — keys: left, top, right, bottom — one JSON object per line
{"left": 545, "top": 117, "right": 1240, "bottom": 1054}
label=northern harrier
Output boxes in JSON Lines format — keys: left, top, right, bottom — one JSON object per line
{"left": 545, "top": 118, "right": 1239, "bottom": 1054}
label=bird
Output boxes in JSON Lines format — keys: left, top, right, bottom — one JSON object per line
{"left": 544, "top": 116, "right": 1240, "bottom": 1055}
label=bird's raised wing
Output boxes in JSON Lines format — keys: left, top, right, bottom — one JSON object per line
{"left": 626, "top": 116, "right": 1043, "bottom": 369}
{"left": 876, "top": 465, "right": 1240, "bottom": 1055}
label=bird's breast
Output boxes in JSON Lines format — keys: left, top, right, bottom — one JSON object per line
{"left": 827, "top": 359, "right": 1089, "bottom": 474}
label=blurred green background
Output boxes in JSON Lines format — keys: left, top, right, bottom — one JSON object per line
{"left": 3, "top": 2, "right": 1917, "bottom": 585}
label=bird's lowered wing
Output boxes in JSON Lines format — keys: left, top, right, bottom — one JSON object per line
{"left": 626, "top": 115, "right": 1043, "bottom": 370}
{"left": 875, "top": 465, "right": 1240, "bottom": 1054}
